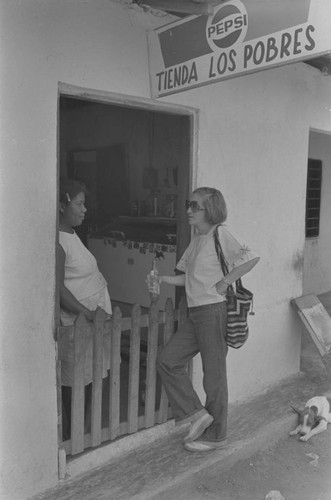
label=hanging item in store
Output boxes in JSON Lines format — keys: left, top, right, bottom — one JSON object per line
{"left": 101, "top": 237, "right": 176, "bottom": 254}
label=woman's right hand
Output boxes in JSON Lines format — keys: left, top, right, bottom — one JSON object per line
{"left": 146, "top": 273, "right": 162, "bottom": 291}
{"left": 86, "top": 309, "right": 96, "bottom": 322}
{"left": 216, "top": 279, "right": 230, "bottom": 295}
{"left": 146, "top": 273, "right": 161, "bottom": 294}
{"left": 86, "top": 309, "right": 112, "bottom": 322}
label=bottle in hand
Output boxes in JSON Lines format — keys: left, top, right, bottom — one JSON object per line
{"left": 148, "top": 259, "right": 160, "bottom": 302}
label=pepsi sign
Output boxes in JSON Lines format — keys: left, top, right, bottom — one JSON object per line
{"left": 147, "top": 0, "right": 331, "bottom": 97}
{"left": 206, "top": 1, "right": 248, "bottom": 50}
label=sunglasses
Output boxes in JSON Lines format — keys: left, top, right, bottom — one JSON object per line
{"left": 186, "top": 200, "right": 205, "bottom": 212}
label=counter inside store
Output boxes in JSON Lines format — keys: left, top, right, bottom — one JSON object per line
{"left": 88, "top": 216, "right": 177, "bottom": 309}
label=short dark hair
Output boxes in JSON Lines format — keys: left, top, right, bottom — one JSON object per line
{"left": 59, "top": 178, "right": 87, "bottom": 206}
{"left": 193, "top": 187, "right": 227, "bottom": 224}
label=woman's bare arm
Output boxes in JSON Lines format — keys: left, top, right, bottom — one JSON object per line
{"left": 216, "top": 257, "right": 260, "bottom": 293}
{"left": 159, "top": 274, "right": 186, "bottom": 287}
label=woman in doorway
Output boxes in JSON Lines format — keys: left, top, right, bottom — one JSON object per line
{"left": 153, "top": 187, "right": 259, "bottom": 452}
{"left": 58, "top": 178, "right": 112, "bottom": 438}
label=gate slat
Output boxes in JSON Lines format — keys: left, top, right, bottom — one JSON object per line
{"left": 145, "top": 301, "right": 159, "bottom": 428}
{"left": 158, "top": 298, "right": 174, "bottom": 423}
{"left": 71, "top": 314, "right": 88, "bottom": 455}
{"left": 127, "top": 304, "right": 141, "bottom": 433}
{"left": 109, "top": 307, "right": 122, "bottom": 440}
{"left": 90, "top": 308, "right": 106, "bottom": 447}
{"left": 56, "top": 356, "right": 63, "bottom": 443}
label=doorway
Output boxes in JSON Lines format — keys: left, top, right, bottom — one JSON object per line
{"left": 303, "top": 130, "right": 331, "bottom": 296}
{"left": 301, "top": 129, "right": 331, "bottom": 376}
{"left": 59, "top": 93, "right": 194, "bottom": 307}
{"left": 58, "top": 85, "right": 196, "bottom": 442}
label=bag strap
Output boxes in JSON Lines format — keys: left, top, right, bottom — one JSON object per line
{"left": 213, "top": 224, "right": 229, "bottom": 276}
{"left": 213, "top": 225, "right": 255, "bottom": 314}
{"left": 213, "top": 225, "right": 244, "bottom": 292}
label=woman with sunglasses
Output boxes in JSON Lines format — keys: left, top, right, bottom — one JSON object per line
{"left": 153, "top": 187, "right": 259, "bottom": 452}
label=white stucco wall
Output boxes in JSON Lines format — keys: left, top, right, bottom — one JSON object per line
{"left": 0, "top": 1, "right": 161, "bottom": 499}
{"left": 1, "top": 0, "right": 331, "bottom": 498}
{"left": 304, "top": 131, "right": 331, "bottom": 294}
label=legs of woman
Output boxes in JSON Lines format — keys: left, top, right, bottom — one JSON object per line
{"left": 157, "top": 302, "right": 228, "bottom": 450}
{"left": 156, "top": 317, "right": 204, "bottom": 423}
{"left": 184, "top": 302, "right": 228, "bottom": 451}
{"left": 196, "top": 302, "right": 228, "bottom": 441}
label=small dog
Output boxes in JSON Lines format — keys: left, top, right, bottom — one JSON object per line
{"left": 290, "top": 396, "right": 331, "bottom": 442}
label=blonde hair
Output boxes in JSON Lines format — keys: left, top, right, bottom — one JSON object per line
{"left": 193, "top": 187, "right": 227, "bottom": 224}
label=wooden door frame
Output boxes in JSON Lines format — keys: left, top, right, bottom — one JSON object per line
{"left": 56, "top": 81, "right": 199, "bottom": 446}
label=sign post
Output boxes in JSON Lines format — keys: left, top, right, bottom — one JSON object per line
{"left": 147, "top": 0, "right": 331, "bottom": 98}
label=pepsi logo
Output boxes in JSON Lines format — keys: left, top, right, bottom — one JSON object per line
{"left": 206, "top": 0, "right": 248, "bottom": 50}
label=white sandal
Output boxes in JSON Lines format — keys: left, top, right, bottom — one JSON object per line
{"left": 183, "top": 412, "right": 214, "bottom": 443}
{"left": 184, "top": 439, "right": 227, "bottom": 452}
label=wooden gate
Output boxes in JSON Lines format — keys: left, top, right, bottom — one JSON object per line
{"left": 57, "top": 297, "right": 188, "bottom": 456}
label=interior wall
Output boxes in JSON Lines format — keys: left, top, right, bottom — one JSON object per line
{"left": 60, "top": 103, "right": 181, "bottom": 219}
{"left": 303, "top": 131, "right": 331, "bottom": 294}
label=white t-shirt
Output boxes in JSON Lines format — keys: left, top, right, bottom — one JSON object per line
{"left": 59, "top": 231, "right": 112, "bottom": 385}
{"left": 176, "top": 225, "right": 259, "bottom": 308}
{"left": 59, "top": 231, "right": 109, "bottom": 303}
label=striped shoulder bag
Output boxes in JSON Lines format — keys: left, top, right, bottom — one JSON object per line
{"left": 213, "top": 226, "right": 254, "bottom": 349}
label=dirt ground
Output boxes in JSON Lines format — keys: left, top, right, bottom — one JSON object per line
{"left": 155, "top": 414, "right": 331, "bottom": 500}
{"left": 150, "top": 346, "right": 331, "bottom": 500}
{"left": 199, "top": 435, "right": 330, "bottom": 500}
{"left": 153, "top": 352, "right": 331, "bottom": 500}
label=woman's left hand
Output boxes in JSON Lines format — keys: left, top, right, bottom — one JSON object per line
{"left": 216, "top": 280, "right": 229, "bottom": 295}
{"left": 97, "top": 308, "right": 112, "bottom": 321}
